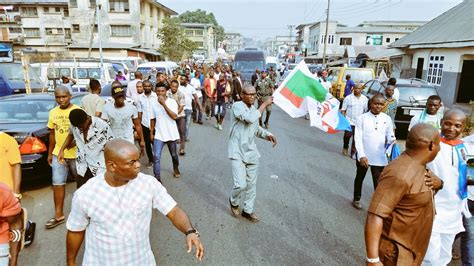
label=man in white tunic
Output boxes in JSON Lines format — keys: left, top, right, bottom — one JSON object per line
{"left": 66, "top": 139, "right": 204, "bottom": 265}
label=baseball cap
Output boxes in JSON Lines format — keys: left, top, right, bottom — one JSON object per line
{"left": 111, "top": 85, "right": 126, "bottom": 97}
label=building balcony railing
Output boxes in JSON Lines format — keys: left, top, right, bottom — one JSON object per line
{"left": 0, "top": 15, "right": 21, "bottom": 24}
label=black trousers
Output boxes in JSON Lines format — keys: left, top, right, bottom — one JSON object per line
{"left": 353, "top": 160, "right": 384, "bottom": 201}
{"left": 142, "top": 125, "right": 154, "bottom": 162}
{"left": 343, "top": 125, "right": 356, "bottom": 154}
{"left": 77, "top": 168, "right": 94, "bottom": 189}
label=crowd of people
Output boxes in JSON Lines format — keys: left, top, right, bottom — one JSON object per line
{"left": 0, "top": 59, "right": 473, "bottom": 265}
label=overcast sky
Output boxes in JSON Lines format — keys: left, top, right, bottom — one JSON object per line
{"left": 160, "top": 0, "right": 462, "bottom": 40}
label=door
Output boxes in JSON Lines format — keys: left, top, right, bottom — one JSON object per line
{"left": 457, "top": 60, "right": 474, "bottom": 103}
{"left": 416, "top": 58, "right": 424, "bottom": 79}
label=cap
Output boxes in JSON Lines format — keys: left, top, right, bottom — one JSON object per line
{"left": 111, "top": 85, "right": 126, "bottom": 97}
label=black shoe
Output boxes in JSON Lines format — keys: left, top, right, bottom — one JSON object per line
{"left": 24, "top": 221, "right": 36, "bottom": 247}
{"left": 173, "top": 169, "right": 181, "bottom": 178}
{"left": 352, "top": 200, "right": 362, "bottom": 210}
{"left": 242, "top": 211, "right": 259, "bottom": 223}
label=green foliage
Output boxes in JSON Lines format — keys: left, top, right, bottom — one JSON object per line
{"left": 157, "top": 17, "right": 198, "bottom": 61}
{"left": 178, "top": 9, "right": 225, "bottom": 42}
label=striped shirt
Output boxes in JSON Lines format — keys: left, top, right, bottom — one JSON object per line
{"left": 66, "top": 172, "right": 177, "bottom": 265}
{"left": 341, "top": 93, "right": 369, "bottom": 126}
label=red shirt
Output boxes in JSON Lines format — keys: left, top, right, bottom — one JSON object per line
{"left": 0, "top": 183, "right": 21, "bottom": 244}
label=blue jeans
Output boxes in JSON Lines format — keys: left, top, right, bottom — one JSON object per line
{"left": 184, "top": 109, "right": 192, "bottom": 139}
{"left": 153, "top": 139, "right": 179, "bottom": 181}
{"left": 462, "top": 199, "right": 474, "bottom": 265}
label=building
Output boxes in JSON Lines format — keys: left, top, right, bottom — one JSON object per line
{"left": 391, "top": 0, "right": 474, "bottom": 106}
{"left": 223, "top": 32, "right": 242, "bottom": 56}
{"left": 180, "top": 23, "right": 216, "bottom": 59}
{"left": 68, "top": 0, "right": 177, "bottom": 61}
{"left": 265, "top": 35, "right": 297, "bottom": 56}
{"left": 1, "top": 0, "right": 71, "bottom": 55}
{"left": 295, "top": 22, "right": 314, "bottom": 53}
{"left": 357, "top": 21, "right": 426, "bottom": 31}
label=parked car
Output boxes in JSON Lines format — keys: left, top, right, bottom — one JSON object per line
{"left": 100, "top": 82, "right": 134, "bottom": 105}
{"left": 136, "top": 61, "right": 178, "bottom": 82}
{"left": 329, "top": 67, "right": 375, "bottom": 100}
{"left": 0, "top": 92, "right": 87, "bottom": 181}
{"left": 0, "top": 62, "right": 46, "bottom": 96}
{"left": 363, "top": 78, "right": 439, "bottom": 138}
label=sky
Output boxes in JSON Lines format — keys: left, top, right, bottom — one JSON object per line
{"left": 159, "top": 0, "right": 463, "bottom": 40}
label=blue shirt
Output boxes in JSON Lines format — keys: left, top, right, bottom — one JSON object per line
{"left": 344, "top": 79, "right": 356, "bottom": 97}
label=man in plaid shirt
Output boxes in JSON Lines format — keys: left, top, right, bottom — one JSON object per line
{"left": 66, "top": 139, "right": 204, "bottom": 265}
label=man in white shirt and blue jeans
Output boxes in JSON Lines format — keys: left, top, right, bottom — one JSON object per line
{"left": 341, "top": 83, "right": 368, "bottom": 157}
{"left": 179, "top": 75, "right": 202, "bottom": 143}
{"left": 353, "top": 94, "right": 395, "bottom": 209}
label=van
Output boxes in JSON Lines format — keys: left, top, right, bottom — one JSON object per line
{"left": 0, "top": 62, "right": 46, "bottom": 96}
{"left": 265, "top": 56, "right": 279, "bottom": 71}
{"left": 233, "top": 50, "right": 265, "bottom": 84}
{"left": 329, "top": 67, "right": 375, "bottom": 100}
{"left": 31, "top": 61, "right": 118, "bottom": 92}
{"left": 136, "top": 61, "right": 178, "bottom": 82}
{"left": 105, "top": 56, "right": 145, "bottom": 72}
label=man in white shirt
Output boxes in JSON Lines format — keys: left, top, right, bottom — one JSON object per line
{"left": 81, "top": 79, "right": 104, "bottom": 117}
{"left": 318, "top": 70, "right": 332, "bottom": 94}
{"left": 423, "top": 109, "right": 473, "bottom": 265}
{"left": 341, "top": 83, "right": 368, "bottom": 157}
{"left": 352, "top": 94, "right": 395, "bottom": 209}
{"left": 126, "top": 71, "right": 143, "bottom": 101}
{"left": 190, "top": 70, "right": 204, "bottom": 124}
{"left": 150, "top": 84, "right": 181, "bottom": 181}
{"left": 66, "top": 139, "right": 204, "bottom": 265}
{"left": 137, "top": 80, "right": 157, "bottom": 168}
{"left": 408, "top": 95, "right": 443, "bottom": 131}
{"left": 179, "top": 76, "right": 202, "bottom": 144}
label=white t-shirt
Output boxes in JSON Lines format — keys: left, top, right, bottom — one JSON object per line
{"left": 190, "top": 77, "right": 202, "bottom": 98}
{"left": 408, "top": 111, "right": 442, "bottom": 131}
{"left": 150, "top": 99, "right": 180, "bottom": 142}
{"left": 179, "top": 84, "right": 197, "bottom": 110}
{"left": 126, "top": 79, "right": 141, "bottom": 99}
{"left": 136, "top": 92, "right": 157, "bottom": 128}
{"left": 66, "top": 172, "right": 177, "bottom": 265}
{"left": 101, "top": 102, "right": 138, "bottom": 144}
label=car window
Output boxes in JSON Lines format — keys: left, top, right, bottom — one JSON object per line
{"left": 0, "top": 63, "right": 43, "bottom": 84}
{"left": 363, "top": 81, "right": 373, "bottom": 94}
{"left": 71, "top": 95, "right": 85, "bottom": 106}
{"left": 369, "top": 81, "right": 383, "bottom": 94}
{"left": 0, "top": 99, "right": 55, "bottom": 122}
{"left": 344, "top": 69, "right": 373, "bottom": 84}
{"left": 398, "top": 86, "right": 438, "bottom": 103}
{"left": 108, "top": 67, "right": 116, "bottom": 79}
{"left": 330, "top": 69, "right": 341, "bottom": 84}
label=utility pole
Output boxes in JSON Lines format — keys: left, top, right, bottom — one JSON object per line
{"left": 287, "top": 25, "right": 294, "bottom": 53}
{"left": 87, "top": 8, "right": 97, "bottom": 58}
{"left": 322, "top": 0, "right": 330, "bottom": 64}
{"left": 96, "top": 0, "right": 103, "bottom": 68}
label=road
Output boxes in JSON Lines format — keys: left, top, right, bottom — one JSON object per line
{"left": 17, "top": 106, "right": 459, "bottom": 265}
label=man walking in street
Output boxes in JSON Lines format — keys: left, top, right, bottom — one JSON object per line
{"left": 365, "top": 123, "right": 443, "bottom": 265}
{"left": 343, "top": 74, "right": 355, "bottom": 98}
{"left": 137, "top": 80, "right": 157, "bottom": 168}
{"left": 101, "top": 81, "right": 145, "bottom": 150}
{"left": 150, "top": 84, "right": 181, "bottom": 181}
{"left": 81, "top": 79, "right": 104, "bottom": 117}
{"left": 231, "top": 71, "right": 243, "bottom": 102}
{"left": 167, "top": 80, "right": 186, "bottom": 156}
{"left": 341, "top": 83, "right": 368, "bottom": 157}
{"left": 126, "top": 71, "right": 143, "bottom": 101}
{"left": 229, "top": 85, "right": 277, "bottom": 223}
{"left": 46, "top": 85, "right": 80, "bottom": 229}
{"left": 352, "top": 94, "right": 395, "bottom": 210}
{"left": 58, "top": 109, "right": 114, "bottom": 188}
{"left": 256, "top": 71, "right": 274, "bottom": 128}
{"left": 408, "top": 95, "right": 443, "bottom": 131}
{"left": 383, "top": 85, "right": 398, "bottom": 128}
{"left": 213, "top": 74, "right": 229, "bottom": 131}
{"left": 66, "top": 139, "right": 204, "bottom": 265}
{"left": 190, "top": 70, "right": 204, "bottom": 124}
{"left": 179, "top": 75, "right": 202, "bottom": 144}
{"left": 203, "top": 70, "right": 216, "bottom": 120}
{"left": 423, "top": 109, "right": 473, "bottom": 265}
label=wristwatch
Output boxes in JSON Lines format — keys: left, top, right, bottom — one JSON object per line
{"left": 185, "top": 229, "right": 200, "bottom": 237}
{"left": 366, "top": 257, "right": 380, "bottom": 263}
{"left": 14, "top": 193, "right": 22, "bottom": 200}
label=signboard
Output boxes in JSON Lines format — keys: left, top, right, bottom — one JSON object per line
{"left": 366, "top": 35, "right": 383, "bottom": 46}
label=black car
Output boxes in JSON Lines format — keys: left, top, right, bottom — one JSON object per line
{"left": 363, "top": 78, "right": 439, "bottom": 138}
{"left": 0, "top": 93, "right": 87, "bottom": 182}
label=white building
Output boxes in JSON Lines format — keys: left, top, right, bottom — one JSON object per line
{"left": 391, "top": 0, "right": 474, "bottom": 106}
{"left": 181, "top": 23, "right": 216, "bottom": 59}
{"left": 223, "top": 32, "right": 242, "bottom": 56}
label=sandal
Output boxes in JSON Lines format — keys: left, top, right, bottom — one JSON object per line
{"left": 45, "top": 216, "right": 65, "bottom": 229}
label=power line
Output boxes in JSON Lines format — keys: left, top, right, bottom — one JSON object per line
{"left": 340, "top": 0, "right": 402, "bottom": 20}
{"left": 331, "top": 1, "right": 386, "bottom": 15}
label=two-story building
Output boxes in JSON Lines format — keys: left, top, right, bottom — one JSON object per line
{"left": 181, "top": 23, "right": 216, "bottom": 59}
{"left": 223, "top": 32, "right": 242, "bottom": 56}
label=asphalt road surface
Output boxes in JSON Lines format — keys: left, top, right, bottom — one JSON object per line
{"left": 18, "top": 106, "right": 461, "bottom": 265}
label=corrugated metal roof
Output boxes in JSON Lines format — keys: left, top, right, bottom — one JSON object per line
{"left": 1, "top": 0, "right": 67, "bottom": 4}
{"left": 336, "top": 27, "right": 412, "bottom": 34}
{"left": 68, "top": 43, "right": 139, "bottom": 49}
{"left": 391, "top": 0, "right": 474, "bottom": 48}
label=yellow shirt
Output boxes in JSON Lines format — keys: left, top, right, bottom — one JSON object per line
{"left": 0, "top": 132, "right": 22, "bottom": 189}
{"left": 47, "top": 105, "right": 80, "bottom": 159}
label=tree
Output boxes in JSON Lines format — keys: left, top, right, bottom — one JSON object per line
{"left": 157, "top": 17, "right": 198, "bottom": 62}
{"left": 178, "top": 9, "right": 225, "bottom": 42}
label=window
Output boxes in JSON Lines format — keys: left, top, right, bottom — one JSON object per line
{"left": 45, "top": 28, "right": 63, "bottom": 35}
{"left": 386, "top": 37, "right": 390, "bottom": 43}
{"left": 395, "top": 38, "right": 399, "bottom": 41}
{"left": 109, "top": 0, "right": 129, "bottom": 12}
{"left": 149, "top": 5, "right": 154, "bottom": 17}
{"left": 55, "top": 7, "right": 61, "bottom": 12}
{"left": 43, "top": 7, "right": 49, "bottom": 13}
{"left": 321, "top": 35, "right": 325, "bottom": 44}
{"left": 24, "top": 28, "right": 40, "bottom": 37}
{"left": 110, "top": 25, "right": 131, "bottom": 37}
{"left": 65, "top": 28, "right": 71, "bottom": 38}
{"left": 427, "top": 55, "right": 444, "bottom": 85}
{"left": 90, "top": 0, "right": 96, "bottom": 8}
{"left": 195, "top": 30, "right": 203, "bottom": 36}
{"left": 328, "top": 35, "right": 334, "bottom": 44}
{"left": 339, "top": 37, "right": 352, "bottom": 45}
{"left": 8, "top": 27, "right": 22, "bottom": 34}
{"left": 93, "top": 24, "right": 98, "bottom": 33}
{"left": 45, "top": 28, "right": 53, "bottom": 35}
{"left": 64, "top": 8, "right": 69, "bottom": 17}
{"left": 72, "top": 24, "right": 80, "bottom": 33}
{"left": 21, "top": 7, "right": 38, "bottom": 17}
{"left": 195, "top": 41, "right": 204, "bottom": 47}
{"left": 185, "top": 30, "right": 193, "bottom": 36}
{"left": 70, "top": 0, "right": 77, "bottom": 7}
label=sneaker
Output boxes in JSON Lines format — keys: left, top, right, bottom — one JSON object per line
{"left": 218, "top": 125, "right": 223, "bottom": 131}
{"left": 173, "top": 169, "right": 181, "bottom": 178}
{"left": 342, "top": 148, "right": 349, "bottom": 156}
{"left": 229, "top": 198, "right": 239, "bottom": 217}
{"left": 242, "top": 211, "right": 259, "bottom": 223}
{"left": 198, "top": 121, "right": 203, "bottom": 125}
{"left": 205, "top": 116, "right": 210, "bottom": 120}
{"left": 352, "top": 200, "right": 362, "bottom": 210}
{"left": 24, "top": 220, "right": 36, "bottom": 248}
{"left": 215, "top": 124, "right": 219, "bottom": 129}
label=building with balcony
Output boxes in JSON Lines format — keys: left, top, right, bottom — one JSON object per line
{"left": 181, "top": 23, "right": 216, "bottom": 58}
{"left": 223, "top": 32, "right": 242, "bottom": 56}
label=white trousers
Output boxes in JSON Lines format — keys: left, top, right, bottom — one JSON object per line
{"left": 422, "top": 232, "right": 456, "bottom": 266}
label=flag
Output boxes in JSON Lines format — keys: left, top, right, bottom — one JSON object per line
{"left": 274, "top": 60, "right": 352, "bottom": 133}
{"left": 274, "top": 61, "right": 327, "bottom": 118}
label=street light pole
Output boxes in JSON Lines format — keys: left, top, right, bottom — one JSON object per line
{"left": 322, "top": 0, "right": 330, "bottom": 64}
{"left": 96, "top": 0, "right": 103, "bottom": 68}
